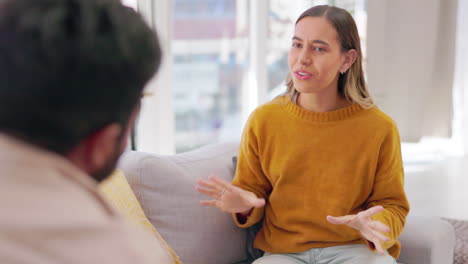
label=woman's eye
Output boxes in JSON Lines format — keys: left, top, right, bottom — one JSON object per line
{"left": 313, "top": 47, "right": 325, "bottom": 52}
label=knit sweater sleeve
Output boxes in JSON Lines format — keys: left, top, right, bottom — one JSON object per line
{"left": 231, "top": 112, "right": 272, "bottom": 228}
{"left": 363, "top": 123, "right": 410, "bottom": 258}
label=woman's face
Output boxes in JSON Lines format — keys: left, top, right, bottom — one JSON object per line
{"left": 288, "top": 16, "right": 347, "bottom": 95}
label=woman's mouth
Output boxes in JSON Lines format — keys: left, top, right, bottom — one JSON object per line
{"left": 294, "top": 70, "right": 313, "bottom": 80}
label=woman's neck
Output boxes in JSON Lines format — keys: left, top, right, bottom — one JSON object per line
{"left": 296, "top": 91, "right": 351, "bottom": 112}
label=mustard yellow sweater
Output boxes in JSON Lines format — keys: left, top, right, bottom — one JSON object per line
{"left": 232, "top": 96, "right": 410, "bottom": 259}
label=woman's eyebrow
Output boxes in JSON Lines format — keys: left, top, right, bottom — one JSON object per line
{"left": 292, "top": 36, "right": 329, "bottom": 46}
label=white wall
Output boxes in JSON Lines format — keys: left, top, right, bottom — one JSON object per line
{"left": 367, "top": 0, "right": 457, "bottom": 142}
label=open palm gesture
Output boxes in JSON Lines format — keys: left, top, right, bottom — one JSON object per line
{"left": 196, "top": 175, "right": 265, "bottom": 214}
{"left": 326, "top": 206, "right": 391, "bottom": 254}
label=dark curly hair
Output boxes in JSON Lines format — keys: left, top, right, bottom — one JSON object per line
{"left": 0, "top": 0, "right": 162, "bottom": 154}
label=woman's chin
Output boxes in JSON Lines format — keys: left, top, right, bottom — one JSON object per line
{"left": 294, "top": 87, "right": 323, "bottom": 94}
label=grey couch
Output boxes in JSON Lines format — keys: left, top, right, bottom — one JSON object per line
{"left": 118, "top": 142, "right": 456, "bottom": 264}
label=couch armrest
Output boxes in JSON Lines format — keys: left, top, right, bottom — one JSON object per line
{"left": 398, "top": 215, "right": 455, "bottom": 264}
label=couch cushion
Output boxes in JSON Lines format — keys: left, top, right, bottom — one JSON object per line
{"left": 99, "top": 170, "right": 180, "bottom": 264}
{"left": 398, "top": 215, "right": 455, "bottom": 264}
{"left": 118, "top": 142, "right": 248, "bottom": 264}
{"left": 99, "top": 169, "right": 181, "bottom": 264}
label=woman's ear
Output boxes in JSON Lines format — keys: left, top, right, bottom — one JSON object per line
{"left": 340, "top": 49, "right": 357, "bottom": 73}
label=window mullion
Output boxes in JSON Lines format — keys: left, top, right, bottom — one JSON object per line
{"left": 136, "top": 0, "right": 175, "bottom": 154}
{"left": 242, "top": 0, "right": 269, "bottom": 124}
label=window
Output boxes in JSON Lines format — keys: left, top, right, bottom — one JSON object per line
{"left": 135, "top": 0, "right": 367, "bottom": 154}
{"left": 172, "top": 0, "right": 249, "bottom": 152}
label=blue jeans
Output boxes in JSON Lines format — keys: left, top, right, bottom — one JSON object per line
{"left": 253, "top": 244, "right": 396, "bottom": 264}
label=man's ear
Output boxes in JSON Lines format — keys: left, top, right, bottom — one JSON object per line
{"left": 85, "top": 123, "right": 122, "bottom": 171}
{"left": 340, "top": 49, "right": 358, "bottom": 73}
{"left": 67, "top": 123, "right": 123, "bottom": 175}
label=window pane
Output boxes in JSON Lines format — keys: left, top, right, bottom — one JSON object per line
{"left": 173, "top": 0, "right": 249, "bottom": 153}
{"left": 267, "top": 0, "right": 367, "bottom": 99}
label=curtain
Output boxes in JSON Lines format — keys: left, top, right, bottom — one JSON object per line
{"left": 452, "top": 0, "right": 468, "bottom": 154}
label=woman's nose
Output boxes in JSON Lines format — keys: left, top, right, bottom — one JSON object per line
{"left": 299, "top": 49, "right": 312, "bottom": 65}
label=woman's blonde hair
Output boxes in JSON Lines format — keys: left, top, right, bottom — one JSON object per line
{"left": 284, "top": 5, "right": 374, "bottom": 108}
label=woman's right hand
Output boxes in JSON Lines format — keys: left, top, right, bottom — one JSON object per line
{"left": 196, "top": 175, "right": 265, "bottom": 214}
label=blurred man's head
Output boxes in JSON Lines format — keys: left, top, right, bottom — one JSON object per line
{"left": 0, "top": 0, "right": 161, "bottom": 181}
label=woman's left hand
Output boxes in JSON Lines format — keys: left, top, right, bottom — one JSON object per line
{"left": 326, "top": 205, "right": 391, "bottom": 254}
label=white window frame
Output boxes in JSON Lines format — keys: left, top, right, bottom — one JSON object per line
{"left": 452, "top": 0, "right": 468, "bottom": 155}
{"left": 135, "top": 0, "right": 269, "bottom": 154}
{"left": 135, "top": 0, "right": 176, "bottom": 154}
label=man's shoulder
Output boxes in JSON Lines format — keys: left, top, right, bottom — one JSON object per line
{"left": 1, "top": 163, "right": 112, "bottom": 222}
{"left": 0, "top": 221, "right": 170, "bottom": 264}
{"left": 0, "top": 167, "right": 172, "bottom": 264}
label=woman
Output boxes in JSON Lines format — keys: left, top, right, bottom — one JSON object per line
{"left": 196, "top": 5, "right": 409, "bottom": 264}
